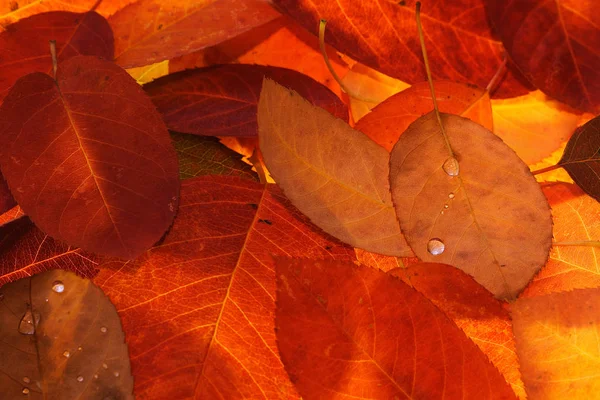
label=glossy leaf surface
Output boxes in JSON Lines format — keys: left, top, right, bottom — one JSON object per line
{"left": 0, "top": 56, "right": 180, "bottom": 259}
{"left": 275, "top": 258, "right": 517, "bottom": 399}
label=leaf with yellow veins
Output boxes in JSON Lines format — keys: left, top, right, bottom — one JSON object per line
{"left": 258, "top": 78, "right": 412, "bottom": 257}
{"left": 126, "top": 60, "right": 169, "bottom": 84}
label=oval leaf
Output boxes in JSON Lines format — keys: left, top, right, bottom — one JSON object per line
{"left": 258, "top": 78, "right": 412, "bottom": 257}
{"left": 0, "top": 56, "right": 180, "bottom": 259}
{"left": 275, "top": 258, "right": 517, "bottom": 399}
{"left": 0, "top": 269, "right": 133, "bottom": 399}
{"left": 145, "top": 64, "right": 348, "bottom": 136}
{"left": 389, "top": 112, "right": 552, "bottom": 299}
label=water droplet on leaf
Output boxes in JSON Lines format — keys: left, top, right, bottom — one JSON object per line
{"left": 19, "top": 309, "right": 40, "bottom": 335}
{"left": 113, "top": 371, "right": 120, "bottom": 377}
{"left": 102, "top": 363, "right": 108, "bottom": 369}
{"left": 444, "top": 204, "right": 449, "bottom": 209}
{"left": 22, "top": 388, "right": 29, "bottom": 395}
{"left": 100, "top": 326, "right": 107, "bottom": 333}
{"left": 63, "top": 350, "right": 70, "bottom": 358}
{"left": 442, "top": 157, "right": 459, "bottom": 176}
{"left": 77, "top": 376, "right": 84, "bottom": 382}
{"left": 22, "top": 377, "right": 30, "bottom": 383}
{"left": 427, "top": 238, "right": 445, "bottom": 255}
{"left": 52, "top": 280, "right": 64, "bottom": 293}
{"left": 448, "top": 192, "right": 455, "bottom": 199}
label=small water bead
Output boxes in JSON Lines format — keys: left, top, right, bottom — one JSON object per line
{"left": 77, "top": 376, "right": 84, "bottom": 382}
{"left": 94, "top": 374, "right": 99, "bottom": 380}
{"left": 444, "top": 204, "right": 449, "bottom": 209}
{"left": 100, "top": 326, "right": 107, "bottom": 333}
{"left": 442, "top": 157, "right": 459, "bottom": 176}
{"left": 22, "top": 388, "right": 30, "bottom": 395}
{"left": 113, "top": 371, "right": 120, "bottom": 377}
{"left": 102, "top": 363, "right": 108, "bottom": 369}
{"left": 52, "top": 280, "right": 65, "bottom": 293}
{"left": 448, "top": 192, "right": 455, "bottom": 199}
{"left": 63, "top": 350, "right": 71, "bottom": 358}
{"left": 427, "top": 238, "right": 445, "bottom": 256}
{"left": 19, "top": 309, "right": 41, "bottom": 335}
{"left": 78, "top": 347, "right": 83, "bottom": 351}
{"left": 22, "top": 377, "right": 30, "bottom": 384}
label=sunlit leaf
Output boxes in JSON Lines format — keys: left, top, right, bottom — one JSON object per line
{"left": 126, "top": 60, "right": 169, "bottom": 84}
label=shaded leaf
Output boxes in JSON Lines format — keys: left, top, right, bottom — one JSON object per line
{"left": 389, "top": 112, "right": 552, "bottom": 299}
{"left": 0, "top": 56, "right": 180, "bottom": 259}
{"left": 389, "top": 263, "right": 524, "bottom": 398}
{"left": 0, "top": 218, "right": 99, "bottom": 287}
{"left": 0, "top": 172, "right": 16, "bottom": 214}
{"left": 558, "top": 114, "right": 600, "bottom": 201}
{"left": 512, "top": 288, "right": 600, "bottom": 398}
{"left": 486, "top": 0, "right": 600, "bottom": 113}
{"left": 171, "top": 131, "right": 258, "bottom": 181}
{"left": 145, "top": 64, "right": 348, "bottom": 137}
{"left": 110, "top": 0, "right": 280, "bottom": 68}
{"left": 275, "top": 258, "right": 517, "bottom": 399}
{"left": 522, "top": 183, "right": 600, "bottom": 297}
{"left": 356, "top": 81, "right": 493, "bottom": 152}
{"left": 0, "top": 269, "right": 132, "bottom": 399}
{"left": 93, "top": 176, "right": 355, "bottom": 399}
{"left": 0, "top": 10, "right": 113, "bottom": 102}
{"left": 258, "top": 79, "right": 412, "bottom": 256}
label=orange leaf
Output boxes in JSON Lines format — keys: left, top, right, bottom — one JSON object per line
{"left": 512, "top": 288, "right": 600, "bottom": 398}
{"left": 110, "top": 0, "right": 280, "bottom": 68}
{"left": 0, "top": 205, "right": 24, "bottom": 228}
{"left": 93, "top": 176, "right": 356, "bottom": 399}
{"left": 275, "top": 258, "right": 517, "bottom": 399}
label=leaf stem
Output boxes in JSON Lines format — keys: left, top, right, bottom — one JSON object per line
{"left": 531, "top": 163, "right": 562, "bottom": 175}
{"left": 553, "top": 240, "right": 600, "bottom": 247}
{"left": 486, "top": 53, "right": 508, "bottom": 94}
{"left": 90, "top": 0, "right": 103, "bottom": 12}
{"left": 49, "top": 40, "right": 57, "bottom": 80}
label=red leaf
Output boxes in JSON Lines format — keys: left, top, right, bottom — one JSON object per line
{"left": 0, "top": 56, "right": 179, "bottom": 259}
{"left": 0, "top": 205, "right": 24, "bottom": 228}
{"left": 0, "top": 173, "right": 16, "bottom": 214}
{"left": 275, "top": 258, "right": 517, "bottom": 399}
{"left": 93, "top": 176, "right": 356, "bottom": 399}
{"left": 145, "top": 64, "right": 348, "bottom": 137}
{"left": 110, "top": 0, "right": 280, "bottom": 68}
{"left": 0, "top": 11, "right": 113, "bottom": 102}
{"left": 486, "top": 0, "right": 600, "bottom": 113}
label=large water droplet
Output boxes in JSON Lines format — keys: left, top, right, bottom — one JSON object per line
{"left": 442, "top": 157, "right": 459, "bottom": 176}
{"left": 52, "top": 281, "right": 64, "bottom": 293}
{"left": 427, "top": 238, "right": 445, "bottom": 256}
{"left": 19, "top": 309, "right": 40, "bottom": 335}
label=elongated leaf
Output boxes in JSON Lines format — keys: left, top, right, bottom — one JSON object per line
{"left": 0, "top": 10, "right": 113, "bottom": 102}
{"left": 93, "top": 176, "right": 355, "bottom": 399}
{"left": 356, "top": 81, "right": 493, "bottom": 152}
{"left": 258, "top": 79, "right": 412, "bottom": 256}
{"left": 486, "top": 0, "right": 600, "bottom": 113}
{"left": 389, "top": 112, "right": 553, "bottom": 299}
{"left": 276, "top": 258, "right": 517, "bottom": 399}
{"left": 0, "top": 56, "right": 180, "bottom": 259}
{"left": 512, "top": 288, "right": 600, "bottom": 398}
{"left": 110, "top": 0, "right": 279, "bottom": 68}
{"left": 557, "top": 115, "right": 600, "bottom": 201}
{"left": 145, "top": 64, "right": 347, "bottom": 137}
{"left": 0, "top": 269, "right": 133, "bottom": 399}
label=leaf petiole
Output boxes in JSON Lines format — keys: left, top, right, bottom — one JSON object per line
{"left": 49, "top": 40, "right": 57, "bottom": 79}
{"left": 531, "top": 163, "right": 562, "bottom": 175}
{"left": 553, "top": 240, "right": 600, "bottom": 247}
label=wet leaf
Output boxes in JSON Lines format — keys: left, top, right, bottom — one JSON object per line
{"left": 145, "top": 64, "right": 347, "bottom": 137}
{"left": 275, "top": 258, "right": 517, "bottom": 399}
{"left": 389, "top": 112, "right": 553, "bottom": 299}
{"left": 0, "top": 56, "right": 180, "bottom": 259}
{"left": 0, "top": 269, "right": 132, "bottom": 399}
{"left": 0, "top": 10, "right": 113, "bottom": 102}
{"left": 258, "top": 79, "right": 412, "bottom": 257}
{"left": 110, "top": 0, "right": 280, "bottom": 68}
{"left": 356, "top": 81, "right": 493, "bottom": 152}
{"left": 486, "top": 0, "right": 600, "bottom": 113}
{"left": 93, "top": 176, "right": 355, "bottom": 399}
{"left": 557, "top": 115, "right": 600, "bottom": 201}
{"left": 512, "top": 288, "right": 600, "bottom": 398}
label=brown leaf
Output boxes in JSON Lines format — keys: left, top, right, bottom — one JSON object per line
{"left": 0, "top": 269, "right": 133, "bottom": 399}
{"left": 145, "top": 64, "right": 348, "bottom": 137}
{"left": 389, "top": 112, "right": 552, "bottom": 299}
{"left": 110, "top": 0, "right": 280, "bottom": 68}
{"left": 0, "top": 56, "right": 180, "bottom": 259}
{"left": 275, "top": 258, "right": 517, "bottom": 399}
{"left": 93, "top": 176, "right": 355, "bottom": 399}
{"left": 258, "top": 78, "right": 412, "bottom": 256}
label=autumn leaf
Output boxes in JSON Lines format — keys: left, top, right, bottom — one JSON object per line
{"left": 0, "top": 56, "right": 180, "bottom": 259}
{"left": 145, "top": 64, "right": 348, "bottom": 137}
{"left": 512, "top": 288, "right": 600, "bottom": 398}
{"left": 93, "top": 176, "right": 355, "bottom": 399}
{"left": 125, "top": 60, "right": 169, "bottom": 84}
{"left": 486, "top": 0, "right": 600, "bottom": 113}
{"left": 356, "top": 81, "right": 493, "bottom": 152}
{"left": 389, "top": 112, "right": 553, "bottom": 299}
{"left": 109, "top": 0, "right": 280, "bottom": 68}
{"left": 0, "top": 173, "right": 15, "bottom": 214}
{"left": 0, "top": 269, "right": 132, "bottom": 398}
{"left": 275, "top": 258, "right": 517, "bottom": 399}
{"left": 0, "top": 10, "right": 113, "bottom": 102}
{"left": 258, "top": 79, "right": 412, "bottom": 257}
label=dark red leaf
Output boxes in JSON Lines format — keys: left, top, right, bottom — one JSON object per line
{"left": 0, "top": 173, "right": 16, "bottom": 214}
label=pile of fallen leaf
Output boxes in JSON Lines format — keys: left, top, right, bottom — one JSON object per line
{"left": 0, "top": 0, "right": 598, "bottom": 399}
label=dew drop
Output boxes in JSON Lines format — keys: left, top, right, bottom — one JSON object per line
{"left": 448, "top": 192, "right": 455, "bottom": 199}
{"left": 113, "top": 371, "right": 120, "bottom": 377}
{"left": 442, "top": 157, "right": 459, "bottom": 176}
{"left": 100, "top": 326, "right": 107, "bottom": 333}
{"left": 440, "top": 211, "right": 445, "bottom": 215}
{"left": 63, "top": 350, "right": 70, "bottom": 358}
{"left": 22, "top": 388, "right": 29, "bottom": 395}
{"left": 102, "top": 363, "right": 108, "bottom": 369}
{"left": 78, "top": 346, "right": 82, "bottom": 351}
{"left": 22, "top": 377, "right": 30, "bottom": 384}
{"left": 19, "top": 309, "right": 40, "bottom": 335}
{"left": 444, "top": 204, "right": 449, "bottom": 209}
{"left": 93, "top": 374, "right": 99, "bottom": 380}
{"left": 77, "top": 376, "right": 84, "bottom": 382}
{"left": 52, "top": 281, "right": 64, "bottom": 293}
{"left": 427, "top": 238, "right": 445, "bottom": 256}
{"left": 0, "top": 292, "right": 4, "bottom": 301}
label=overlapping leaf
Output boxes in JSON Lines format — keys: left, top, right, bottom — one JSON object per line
{"left": 275, "top": 258, "right": 517, "bottom": 399}
{"left": 258, "top": 79, "right": 412, "bottom": 256}
{"left": 145, "top": 64, "right": 348, "bottom": 137}
{"left": 93, "top": 176, "right": 355, "bottom": 399}
{"left": 389, "top": 112, "right": 553, "bottom": 298}
{"left": 110, "top": 0, "right": 280, "bottom": 68}
{"left": 0, "top": 173, "right": 15, "bottom": 214}
{"left": 0, "top": 56, "right": 180, "bottom": 259}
